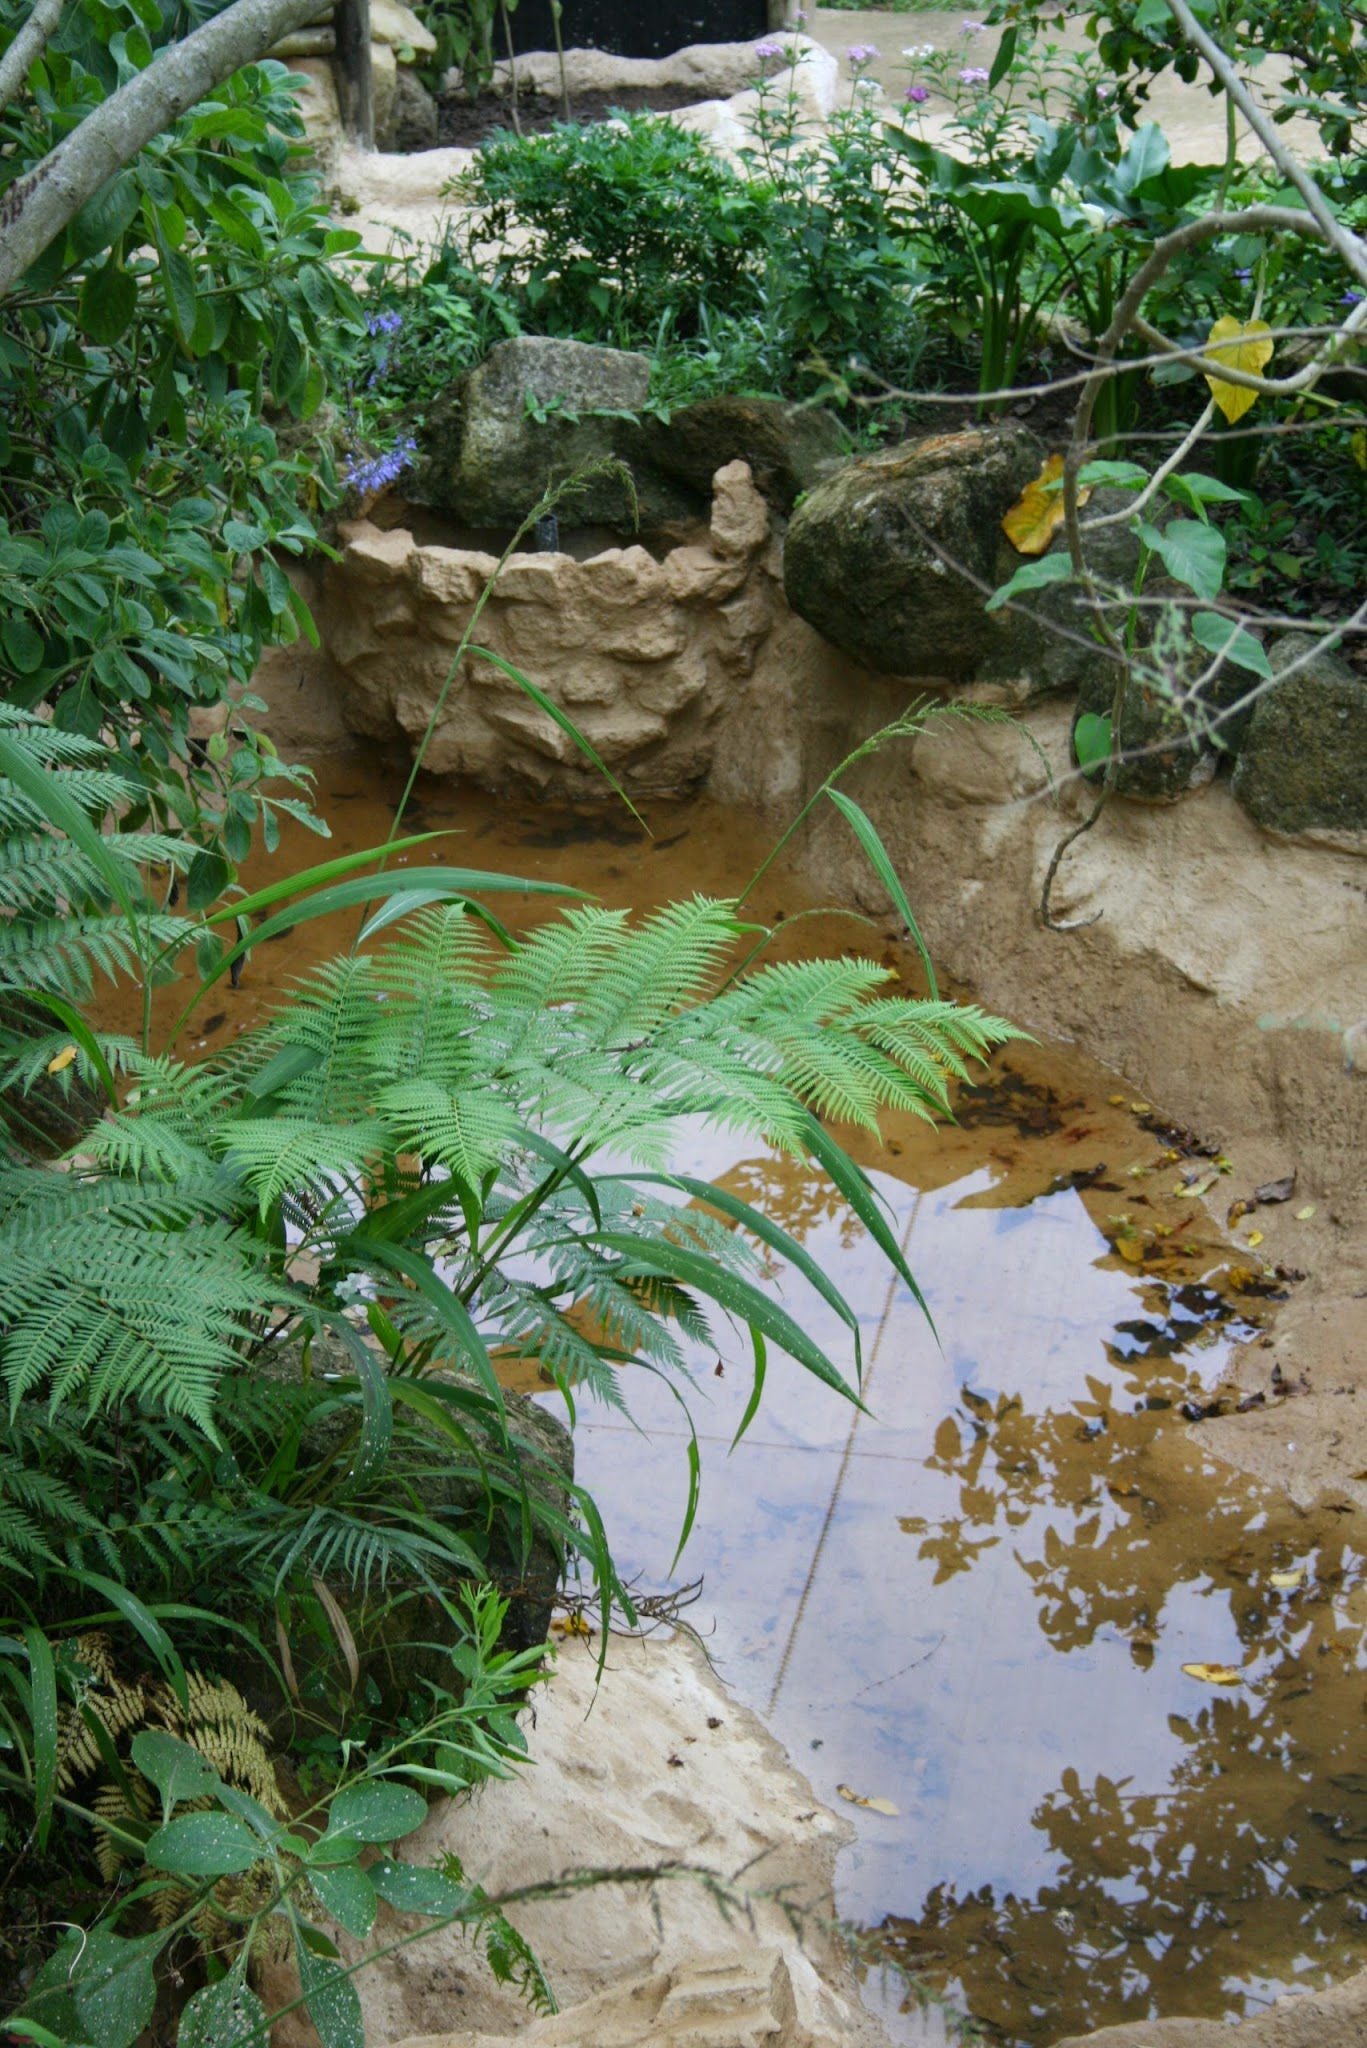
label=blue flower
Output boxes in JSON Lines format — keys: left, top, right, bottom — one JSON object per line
{"left": 1341, "top": 289, "right": 1364, "bottom": 306}
{"left": 344, "top": 436, "right": 417, "bottom": 494}
{"left": 366, "top": 309, "right": 404, "bottom": 337}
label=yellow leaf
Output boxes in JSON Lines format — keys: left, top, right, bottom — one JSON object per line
{"left": 552, "top": 1612, "right": 593, "bottom": 1638}
{"left": 1247, "top": 1229, "right": 1264, "bottom": 1247}
{"left": 1108, "top": 1094, "right": 1127, "bottom": 1107}
{"left": 1295, "top": 1204, "right": 1316, "bottom": 1220}
{"left": 1202, "top": 317, "right": 1274, "bottom": 424}
{"left": 837, "top": 1784, "right": 899, "bottom": 1815}
{"left": 1129, "top": 1101, "right": 1152, "bottom": 1115}
{"left": 1182, "top": 1661, "right": 1242, "bottom": 1686}
{"left": 1270, "top": 1568, "right": 1304, "bottom": 1591}
{"left": 46, "top": 1045, "right": 78, "bottom": 1074}
{"left": 1001, "top": 453, "right": 1089, "bottom": 556}
{"left": 1115, "top": 1234, "right": 1147, "bottom": 1263}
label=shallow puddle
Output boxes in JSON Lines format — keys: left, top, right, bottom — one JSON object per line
{"left": 109, "top": 757, "right": 1367, "bottom": 2044}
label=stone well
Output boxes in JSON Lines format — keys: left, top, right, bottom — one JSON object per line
{"left": 322, "top": 461, "right": 781, "bottom": 793}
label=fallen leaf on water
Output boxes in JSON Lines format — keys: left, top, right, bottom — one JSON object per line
{"left": 1130, "top": 1101, "right": 1152, "bottom": 1115}
{"left": 837, "top": 1784, "right": 900, "bottom": 1816}
{"left": 1270, "top": 1568, "right": 1305, "bottom": 1591}
{"left": 1295, "top": 1204, "right": 1317, "bottom": 1221}
{"left": 1227, "top": 1198, "right": 1252, "bottom": 1226}
{"left": 1202, "top": 316, "right": 1274, "bottom": 423}
{"left": 46, "top": 1045, "right": 77, "bottom": 1074}
{"left": 1182, "top": 1662, "right": 1242, "bottom": 1686}
{"left": 1115, "top": 1234, "right": 1147, "bottom": 1263}
{"left": 1108, "top": 1094, "right": 1127, "bottom": 1107}
{"left": 1255, "top": 1174, "right": 1296, "bottom": 1205}
{"left": 1001, "top": 453, "right": 1089, "bottom": 554}
{"left": 1247, "top": 1230, "right": 1264, "bottom": 1248}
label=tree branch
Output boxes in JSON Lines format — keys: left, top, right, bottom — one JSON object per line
{"left": 0, "top": 0, "right": 328, "bottom": 299}
{"left": 0, "top": 0, "right": 65, "bottom": 118}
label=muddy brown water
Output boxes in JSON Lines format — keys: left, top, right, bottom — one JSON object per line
{"left": 110, "top": 755, "right": 1367, "bottom": 2046}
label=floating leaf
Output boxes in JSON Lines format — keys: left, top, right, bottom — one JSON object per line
{"left": 1295, "top": 1204, "right": 1316, "bottom": 1221}
{"left": 1247, "top": 1230, "right": 1264, "bottom": 1247}
{"left": 1226, "top": 1198, "right": 1252, "bottom": 1226}
{"left": 1115, "top": 1234, "right": 1147, "bottom": 1263}
{"left": 1002, "top": 453, "right": 1089, "bottom": 555}
{"left": 1182, "top": 1662, "right": 1242, "bottom": 1685}
{"left": 1255, "top": 1175, "right": 1296, "bottom": 1205}
{"left": 837, "top": 1784, "right": 899, "bottom": 1816}
{"left": 1270, "top": 1568, "right": 1305, "bottom": 1591}
{"left": 1202, "top": 316, "right": 1274, "bottom": 424}
{"left": 1108, "top": 1094, "right": 1127, "bottom": 1107}
{"left": 1130, "top": 1102, "right": 1152, "bottom": 1116}
{"left": 45, "top": 1045, "right": 78, "bottom": 1074}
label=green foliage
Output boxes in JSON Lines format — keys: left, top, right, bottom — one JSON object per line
{"left": 0, "top": 0, "right": 365, "bottom": 862}
{"left": 458, "top": 114, "right": 772, "bottom": 341}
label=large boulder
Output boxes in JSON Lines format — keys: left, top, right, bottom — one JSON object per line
{"left": 1231, "top": 632, "right": 1367, "bottom": 843}
{"left": 415, "top": 337, "right": 702, "bottom": 533}
{"left": 646, "top": 395, "right": 847, "bottom": 513}
{"left": 783, "top": 424, "right": 1048, "bottom": 683}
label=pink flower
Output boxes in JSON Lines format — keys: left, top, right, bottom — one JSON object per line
{"left": 846, "top": 42, "right": 879, "bottom": 67}
{"left": 754, "top": 39, "right": 782, "bottom": 60}
{"left": 904, "top": 83, "right": 930, "bottom": 102}
{"left": 958, "top": 65, "right": 990, "bottom": 84}
{"left": 960, "top": 18, "right": 985, "bottom": 32}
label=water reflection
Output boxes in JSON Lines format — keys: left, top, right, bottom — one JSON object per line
{"left": 100, "top": 762, "right": 1366, "bottom": 2042}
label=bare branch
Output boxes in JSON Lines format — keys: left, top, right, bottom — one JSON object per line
{"left": 0, "top": 0, "right": 65, "bottom": 118}
{"left": 1167, "top": 0, "right": 1367, "bottom": 288}
{"left": 0, "top": 0, "right": 328, "bottom": 299}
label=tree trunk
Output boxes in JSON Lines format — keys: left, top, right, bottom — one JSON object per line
{"left": 0, "top": 0, "right": 333, "bottom": 299}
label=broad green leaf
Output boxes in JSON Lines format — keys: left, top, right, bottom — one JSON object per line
{"left": 1191, "top": 611, "right": 1271, "bottom": 677}
{"left": 295, "top": 1927, "right": 365, "bottom": 2048}
{"left": 984, "top": 551, "right": 1073, "bottom": 612}
{"left": 130, "top": 1729, "right": 220, "bottom": 1815}
{"left": 1161, "top": 471, "right": 1252, "bottom": 518}
{"left": 326, "top": 1778, "right": 428, "bottom": 1845}
{"left": 1073, "top": 711, "right": 1113, "bottom": 773}
{"left": 1135, "top": 517, "right": 1226, "bottom": 600}
{"left": 144, "top": 1809, "right": 263, "bottom": 1876}
{"left": 78, "top": 261, "right": 138, "bottom": 345}
{"left": 309, "top": 1863, "right": 378, "bottom": 1938}
{"left": 70, "top": 1931, "right": 156, "bottom": 2048}
{"left": 179, "top": 1970, "right": 270, "bottom": 2048}
{"left": 2, "top": 616, "right": 46, "bottom": 674}
{"left": 370, "top": 1857, "right": 474, "bottom": 1917}
{"left": 1076, "top": 460, "right": 1148, "bottom": 489}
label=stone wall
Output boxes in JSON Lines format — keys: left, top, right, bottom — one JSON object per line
{"left": 321, "top": 461, "right": 780, "bottom": 793}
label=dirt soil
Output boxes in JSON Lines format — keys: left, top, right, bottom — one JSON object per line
{"left": 437, "top": 81, "right": 707, "bottom": 149}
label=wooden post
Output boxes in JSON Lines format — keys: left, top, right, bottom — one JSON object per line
{"left": 333, "top": 0, "right": 374, "bottom": 148}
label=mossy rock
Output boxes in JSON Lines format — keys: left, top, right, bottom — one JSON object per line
{"left": 1232, "top": 632, "right": 1367, "bottom": 842}
{"left": 645, "top": 395, "right": 848, "bottom": 513}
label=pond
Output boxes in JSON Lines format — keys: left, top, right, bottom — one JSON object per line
{"left": 128, "top": 754, "right": 1367, "bottom": 2046}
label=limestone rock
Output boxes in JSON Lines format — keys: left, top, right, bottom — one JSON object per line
{"left": 388, "top": 1948, "right": 850, "bottom": 2048}
{"left": 370, "top": 0, "right": 436, "bottom": 53}
{"left": 322, "top": 466, "right": 778, "bottom": 795}
{"left": 783, "top": 425, "right": 1045, "bottom": 682}
{"left": 390, "top": 65, "right": 440, "bottom": 151}
{"left": 416, "top": 337, "right": 701, "bottom": 534}
{"left": 1231, "top": 631, "right": 1367, "bottom": 845}
{"left": 647, "top": 394, "right": 848, "bottom": 513}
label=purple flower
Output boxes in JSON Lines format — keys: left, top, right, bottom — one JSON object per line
{"left": 960, "top": 18, "right": 985, "bottom": 33}
{"left": 846, "top": 42, "right": 879, "bottom": 66}
{"left": 366, "top": 309, "right": 403, "bottom": 336}
{"left": 957, "top": 64, "right": 990, "bottom": 84}
{"left": 344, "top": 436, "right": 417, "bottom": 495}
{"left": 905, "top": 83, "right": 929, "bottom": 102}
{"left": 1341, "top": 288, "right": 1364, "bottom": 305}
{"left": 1233, "top": 266, "right": 1252, "bottom": 281}
{"left": 754, "top": 39, "right": 783, "bottom": 59}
